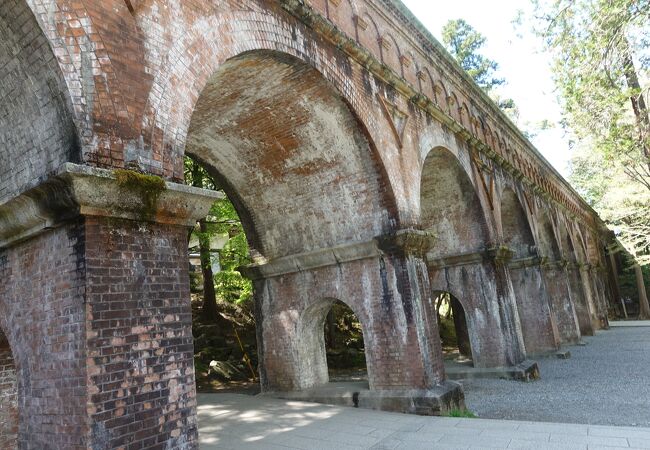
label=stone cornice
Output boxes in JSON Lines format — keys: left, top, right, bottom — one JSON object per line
{"left": 426, "top": 246, "right": 514, "bottom": 270}
{"left": 240, "top": 239, "right": 382, "bottom": 280}
{"left": 242, "top": 229, "right": 434, "bottom": 280}
{"left": 0, "top": 163, "right": 221, "bottom": 249}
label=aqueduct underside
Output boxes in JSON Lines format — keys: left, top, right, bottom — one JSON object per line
{"left": 0, "top": 0, "right": 622, "bottom": 448}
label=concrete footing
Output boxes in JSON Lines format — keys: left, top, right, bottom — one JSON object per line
{"left": 445, "top": 360, "right": 540, "bottom": 382}
{"left": 263, "top": 380, "right": 465, "bottom": 416}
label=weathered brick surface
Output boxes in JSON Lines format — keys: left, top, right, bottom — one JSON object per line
{"left": 0, "top": 334, "right": 18, "bottom": 450}
{"left": 0, "top": 223, "right": 88, "bottom": 449}
{"left": 0, "top": 0, "right": 78, "bottom": 203}
{"left": 84, "top": 217, "right": 197, "bottom": 449}
{"left": 255, "top": 253, "right": 445, "bottom": 392}
{"left": 429, "top": 261, "right": 526, "bottom": 368}
{"left": 0, "top": 0, "right": 625, "bottom": 445}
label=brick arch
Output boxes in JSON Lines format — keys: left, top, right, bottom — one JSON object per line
{"left": 500, "top": 187, "right": 536, "bottom": 258}
{"left": 431, "top": 290, "right": 474, "bottom": 362}
{"left": 0, "top": 327, "right": 17, "bottom": 449}
{"left": 185, "top": 50, "right": 397, "bottom": 260}
{"left": 379, "top": 33, "right": 401, "bottom": 74}
{"left": 356, "top": 11, "right": 382, "bottom": 61}
{"left": 298, "top": 296, "right": 370, "bottom": 388}
{"left": 0, "top": 0, "right": 78, "bottom": 202}
{"left": 142, "top": 7, "right": 395, "bottom": 192}
{"left": 420, "top": 146, "right": 490, "bottom": 257}
{"left": 327, "top": 0, "right": 357, "bottom": 38}
{"left": 536, "top": 209, "right": 562, "bottom": 261}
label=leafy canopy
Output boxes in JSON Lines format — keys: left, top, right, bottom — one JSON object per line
{"left": 532, "top": 0, "right": 650, "bottom": 264}
{"left": 442, "top": 18, "right": 505, "bottom": 92}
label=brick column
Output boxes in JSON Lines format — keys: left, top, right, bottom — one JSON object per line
{"left": 508, "top": 257, "right": 561, "bottom": 354}
{"left": 245, "top": 230, "right": 464, "bottom": 415}
{"left": 541, "top": 261, "right": 581, "bottom": 344}
{"left": 0, "top": 164, "right": 218, "bottom": 449}
{"left": 428, "top": 248, "right": 527, "bottom": 368}
{"left": 567, "top": 264, "right": 595, "bottom": 336}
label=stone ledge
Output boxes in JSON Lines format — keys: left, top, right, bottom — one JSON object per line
{"left": 445, "top": 359, "right": 540, "bottom": 382}
{"left": 262, "top": 380, "right": 465, "bottom": 416}
{"left": 427, "top": 246, "right": 514, "bottom": 270}
{"left": 241, "top": 229, "right": 434, "bottom": 280}
{"left": 0, "top": 163, "right": 222, "bottom": 249}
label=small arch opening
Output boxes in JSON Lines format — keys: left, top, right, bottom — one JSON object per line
{"left": 324, "top": 300, "right": 367, "bottom": 382}
{"left": 0, "top": 329, "right": 17, "bottom": 449}
{"left": 433, "top": 291, "right": 473, "bottom": 367}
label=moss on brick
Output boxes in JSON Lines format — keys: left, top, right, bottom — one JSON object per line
{"left": 114, "top": 169, "right": 167, "bottom": 221}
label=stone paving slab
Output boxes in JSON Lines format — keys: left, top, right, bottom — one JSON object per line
{"left": 609, "top": 321, "right": 650, "bottom": 327}
{"left": 197, "top": 393, "right": 650, "bottom": 449}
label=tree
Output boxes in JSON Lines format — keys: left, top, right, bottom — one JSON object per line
{"left": 184, "top": 156, "right": 253, "bottom": 321}
{"left": 441, "top": 19, "right": 522, "bottom": 124}
{"left": 532, "top": 0, "right": 650, "bottom": 265}
{"left": 442, "top": 19, "right": 505, "bottom": 92}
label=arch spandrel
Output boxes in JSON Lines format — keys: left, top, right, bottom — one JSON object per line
{"left": 0, "top": 0, "right": 78, "bottom": 203}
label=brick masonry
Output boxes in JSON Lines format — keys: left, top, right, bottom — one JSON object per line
{"left": 0, "top": 0, "right": 624, "bottom": 447}
{"left": 0, "top": 333, "right": 18, "bottom": 450}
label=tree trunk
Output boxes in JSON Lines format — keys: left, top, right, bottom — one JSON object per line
{"left": 189, "top": 159, "right": 220, "bottom": 322}
{"left": 634, "top": 264, "right": 650, "bottom": 320}
{"left": 199, "top": 219, "right": 219, "bottom": 322}
{"left": 622, "top": 39, "right": 650, "bottom": 175}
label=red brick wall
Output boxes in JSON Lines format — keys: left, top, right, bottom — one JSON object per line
{"left": 84, "top": 216, "right": 197, "bottom": 449}
{"left": 0, "top": 222, "right": 88, "bottom": 449}
{"left": 0, "top": 341, "right": 18, "bottom": 450}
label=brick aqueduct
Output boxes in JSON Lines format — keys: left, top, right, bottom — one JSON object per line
{"left": 0, "top": 0, "right": 623, "bottom": 448}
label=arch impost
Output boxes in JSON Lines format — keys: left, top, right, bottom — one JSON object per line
{"left": 541, "top": 258, "right": 569, "bottom": 270}
{"left": 375, "top": 228, "right": 437, "bottom": 257}
{"left": 507, "top": 255, "right": 543, "bottom": 270}
{"left": 0, "top": 163, "right": 221, "bottom": 249}
{"left": 486, "top": 245, "right": 515, "bottom": 264}
{"left": 427, "top": 246, "right": 514, "bottom": 269}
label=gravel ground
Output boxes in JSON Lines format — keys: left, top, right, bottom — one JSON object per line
{"left": 461, "top": 326, "right": 650, "bottom": 427}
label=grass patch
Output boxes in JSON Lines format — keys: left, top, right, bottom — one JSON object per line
{"left": 445, "top": 409, "right": 477, "bottom": 418}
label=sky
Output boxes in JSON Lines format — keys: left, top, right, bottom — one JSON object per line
{"left": 400, "top": 0, "right": 572, "bottom": 177}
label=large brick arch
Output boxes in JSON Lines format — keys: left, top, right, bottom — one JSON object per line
{"left": 500, "top": 187, "right": 535, "bottom": 258}
{"left": 139, "top": 4, "right": 400, "bottom": 195}
{"left": 420, "top": 146, "right": 489, "bottom": 258}
{"left": 0, "top": 0, "right": 78, "bottom": 202}
{"left": 500, "top": 188, "right": 560, "bottom": 353}
{"left": 185, "top": 50, "right": 397, "bottom": 259}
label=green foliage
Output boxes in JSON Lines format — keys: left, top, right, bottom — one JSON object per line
{"left": 184, "top": 156, "right": 253, "bottom": 303}
{"left": 446, "top": 409, "right": 477, "bottom": 418}
{"left": 442, "top": 19, "right": 504, "bottom": 92}
{"left": 532, "top": 0, "right": 650, "bottom": 264}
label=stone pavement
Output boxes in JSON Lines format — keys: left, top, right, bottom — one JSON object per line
{"left": 197, "top": 393, "right": 650, "bottom": 449}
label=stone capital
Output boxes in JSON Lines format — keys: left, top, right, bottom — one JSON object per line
{"left": 0, "top": 163, "right": 221, "bottom": 249}
{"left": 375, "top": 229, "right": 436, "bottom": 257}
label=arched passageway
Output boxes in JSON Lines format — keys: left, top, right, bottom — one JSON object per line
{"left": 433, "top": 291, "right": 473, "bottom": 365}
{"left": 422, "top": 147, "right": 525, "bottom": 368}
{"left": 500, "top": 188, "right": 559, "bottom": 354}
{"left": 0, "top": 330, "right": 17, "bottom": 449}
{"left": 536, "top": 212, "right": 581, "bottom": 344}
{"left": 324, "top": 300, "right": 368, "bottom": 382}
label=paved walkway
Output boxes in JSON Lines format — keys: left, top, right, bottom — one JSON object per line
{"left": 197, "top": 393, "right": 650, "bottom": 449}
